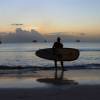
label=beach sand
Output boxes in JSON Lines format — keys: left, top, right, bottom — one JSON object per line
{"left": 0, "top": 69, "right": 100, "bottom": 100}
{"left": 0, "top": 85, "right": 100, "bottom": 100}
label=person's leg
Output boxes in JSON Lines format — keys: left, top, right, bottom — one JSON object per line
{"left": 59, "top": 69, "right": 64, "bottom": 80}
{"left": 55, "top": 69, "right": 58, "bottom": 79}
{"left": 54, "top": 60, "right": 57, "bottom": 71}
{"left": 61, "top": 61, "right": 64, "bottom": 71}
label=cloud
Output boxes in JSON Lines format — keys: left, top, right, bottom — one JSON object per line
{"left": 1, "top": 28, "right": 46, "bottom": 43}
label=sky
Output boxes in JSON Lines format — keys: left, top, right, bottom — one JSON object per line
{"left": 0, "top": 0, "right": 100, "bottom": 37}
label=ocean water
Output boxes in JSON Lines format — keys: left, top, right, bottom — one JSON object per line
{"left": 0, "top": 42, "right": 100, "bottom": 68}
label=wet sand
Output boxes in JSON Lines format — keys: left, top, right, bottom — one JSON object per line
{"left": 0, "top": 85, "right": 100, "bottom": 100}
{"left": 0, "top": 69, "right": 100, "bottom": 100}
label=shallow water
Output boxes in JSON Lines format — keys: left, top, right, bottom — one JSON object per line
{"left": 0, "top": 42, "right": 99, "bottom": 68}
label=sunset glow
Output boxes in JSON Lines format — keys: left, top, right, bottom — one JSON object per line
{"left": 0, "top": 0, "right": 100, "bottom": 37}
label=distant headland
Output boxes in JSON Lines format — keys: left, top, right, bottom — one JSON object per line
{"left": 0, "top": 28, "right": 100, "bottom": 43}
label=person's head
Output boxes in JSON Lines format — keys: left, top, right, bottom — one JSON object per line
{"left": 57, "top": 37, "right": 61, "bottom": 43}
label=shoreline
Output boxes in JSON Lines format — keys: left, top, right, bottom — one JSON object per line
{"left": 0, "top": 63, "right": 100, "bottom": 70}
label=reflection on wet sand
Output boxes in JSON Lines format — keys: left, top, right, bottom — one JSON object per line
{"left": 37, "top": 70, "right": 78, "bottom": 85}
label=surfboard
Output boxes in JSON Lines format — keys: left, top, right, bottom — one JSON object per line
{"left": 35, "top": 48, "right": 80, "bottom": 61}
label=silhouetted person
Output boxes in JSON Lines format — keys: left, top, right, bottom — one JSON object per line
{"left": 52, "top": 37, "right": 64, "bottom": 71}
